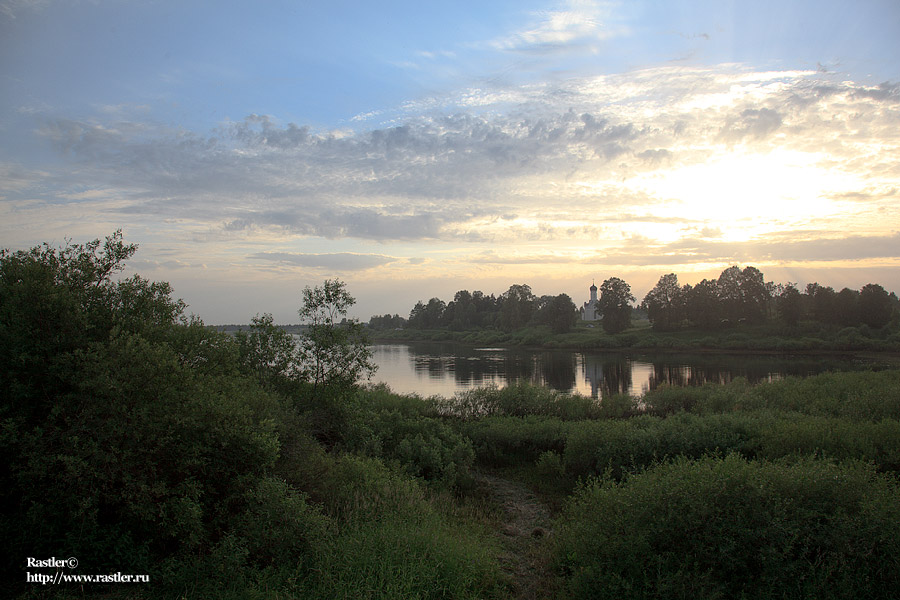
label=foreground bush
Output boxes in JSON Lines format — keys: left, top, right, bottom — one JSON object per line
{"left": 340, "top": 387, "right": 476, "bottom": 487}
{"left": 1, "top": 234, "right": 501, "bottom": 599}
{"left": 0, "top": 234, "right": 309, "bottom": 591}
{"left": 556, "top": 454, "right": 900, "bottom": 599}
{"left": 300, "top": 455, "right": 504, "bottom": 600}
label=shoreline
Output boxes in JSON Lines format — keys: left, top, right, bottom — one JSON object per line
{"left": 369, "top": 329, "right": 900, "bottom": 361}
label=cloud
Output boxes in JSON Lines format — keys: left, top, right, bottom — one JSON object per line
{"left": 0, "top": 0, "right": 48, "bottom": 20}
{"left": 719, "top": 108, "right": 783, "bottom": 141}
{"left": 463, "top": 230, "right": 900, "bottom": 270}
{"left": 605, "top": 232, "right": 900, "bottom": 266}
{"left": 248, "top": 251, "right": 399, "bottom": 271}
{"left": 468, "top": 250, "right": 584, "bottom": 265}
{"left": 489, "top": 0, "right": 627, "bottom": 54}
{"left": 9, "top": 65, "right": 897, "bottom": 253}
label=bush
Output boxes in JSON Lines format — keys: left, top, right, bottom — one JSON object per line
{"left": 435, "top": 382, "right": 599, "bottom": 420}
{"left": 556, "top": 455, "right": 900, "bottom": 599}
{"left": 535, "top": 450, "right": 566, "bottom": 479}
{"left": 302, "top": 455, "right": 503, "bottom": 599}
{"left": 462, "top": 416, "right": 570, "bottom": 466}
{"left": 341, "top": 395, "right": 476, "bottom": 487}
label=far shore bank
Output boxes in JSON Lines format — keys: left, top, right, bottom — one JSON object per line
{"left": 369, "top": 322, "right": 900, "bottom": 359}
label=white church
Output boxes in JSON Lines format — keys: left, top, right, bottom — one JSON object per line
{"left": 581, "top": 281, "right": 601, "bottom": 321}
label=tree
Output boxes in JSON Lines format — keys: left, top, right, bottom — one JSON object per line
{"left": 1, "top": 233, "right": 315, "bottom": 585}
{"left": 599, "top": 277, "right": 635, "bottom": 334}
{"left": 368, "top": 313, "right": 406, "bottom": 329}
{"left": 297, "top": 279, "right": 376, "bottom": 393}
{"left": 642, "top": 273, "right": 685, "bottom": 331}
{"left": 739, "top": 266, "right": 770, "bottom": 323}
{"left": 445, "top": 290, "right": 477, "bottom": 331}
{"left": 498, "top": 284, "right": 536, "bottom": 332}
{"left": 407, "top": 297, "right": 446, "bottom": 329}
{"left": 717, "top": 266, "right": 744, "bottom": 323}
{"left": 686, "top": 279, "right": 721, "bottom": 329}
{"left": 806, "top": 283, "right": 837, "bottom": 324}
{"left": 776, "top": 283, "right": 803, "bottom": 326}
{"left": 858, "top": 283, "right": 892, "bottom": 329}
{"left": 834, "top": 288, "right": 861, "bottom": 326}
{"left": 236, "top": 312, "right": 297, "bottom": 387}
{"left": 717, "top": 265, "right": 769, "bottom": 324}
{"left": 537, "top": 293, "right": 579, "bottom": 333}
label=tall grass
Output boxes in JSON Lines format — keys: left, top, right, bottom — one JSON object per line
{"left": 297, "top": 455, "right": 504, "bottom": 599}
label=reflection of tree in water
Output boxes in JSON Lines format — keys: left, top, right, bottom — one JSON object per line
{"left": 648, "top": 363, "right": 690, "bottom": 389}
{"left": 581, "top": 354, "right": 633, "bottom": 399}
{"left": 602, "top": 360, "right": 633, "bottom": 397}
{"left": 498, "top": 350, "right": 537, "bottom": 385}
{"left": 538, "top": 351, "right": 577, "bottom": 391}
{"left": 407, "top": 343, "right": 579, "bottom": 391}
{"left": 407, "top": 343, "right": 533, "bottom": 386}
{"left": 394, "top": 342, "right": 889, "bottom": 398}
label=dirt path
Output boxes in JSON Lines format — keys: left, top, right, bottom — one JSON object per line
{"left": 473, "top": 470, "right": 557, "bottom": 599}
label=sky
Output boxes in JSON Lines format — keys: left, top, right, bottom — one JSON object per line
{"left": 1, "top": 0, "right": 899, "bottom": 323}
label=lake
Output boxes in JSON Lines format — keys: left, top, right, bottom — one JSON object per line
{"left": 369, "top": 341, "right": 892, "bottom": 398}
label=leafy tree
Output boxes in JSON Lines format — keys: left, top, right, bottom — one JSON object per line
{"left": 498, "top": 283, "right": 536, "bottom": 332}
{"left": 806, "top": 283, "right": 837, "bottom": 324}
{"left": 0, "top": 233, "right": 319, "bottom": 589}
{"left": 537, "top": 293, "right": 579, "bottom": 333}
{"left": 859, "top": 283, "right": 892, "bottom": 329}
{"left": 368, "top": 313, "right": 406, "bottom": 330}
{"left": 642, "top": 273, "right": 685, "bottom": 331}
{"left": 472, "top": 290, "right": 500, "bottom": 328}
{"left": 599, "top": 277, "right": 635, "bottom": 334}
{"left": 408, "top": 297, "right": 446, "bottom": 329}
{"left": 686, "top": 278, "right": 721, "bottom": 329}
{"left": 717, "top": 266, "right": 744, "bottom": 322}
{"left": 776, "top": 283, "right": 803, "bottom": 326}
{"left": 834, "top": 288, "right": 861, "bottom": 326}
{"left": 297, "top": 278, "right": 376, "bottom": 393}
{"left": 445, "top": 290, "right": 478, "bottom": 331}
{"left": 236, "top": 312, "right": 298, "bottom": 388}
{"left": 717, "top": 265, "right": 769, "bottom": 324}
{"left": 739, "top": 266, "right": 770, "bottom": 323}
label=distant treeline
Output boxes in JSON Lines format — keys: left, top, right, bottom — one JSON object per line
{"left": 369, "top": 265, "right": 899, "bottom": 335}
{"left": 370, "top": 284, "right": 582, "bottom": 334}
{"left": 642, "top": 266, "right": 898, "bottom": 331}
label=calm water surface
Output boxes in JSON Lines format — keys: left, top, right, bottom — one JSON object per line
{"left": 370, "top": 341, "right": 891, "bottom": 399}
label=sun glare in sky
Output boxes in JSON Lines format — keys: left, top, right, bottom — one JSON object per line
{"left": 642, "top": 149, "right": 852, "bottom": 234}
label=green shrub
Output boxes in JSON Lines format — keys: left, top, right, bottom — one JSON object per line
{"left": 436, "top": 382, "right": 599, "bottom": 420}
{"left": 462, "top": 416, "right": 570, "bottom": 466}
{"left": 341, "top": 404, "right": 476, "bottom": 487}
{"left": 233, "top": 476, "right": 329, "bottom": 567}
{"left": 596, "top": 392, "right": 639, "bottom": 418}
{"left": 535, "top": 450, "right": 566, "bottom": 479}
{"left": 302, "top": 455, "right": 503, "bottom": 599}
{"left": 556, "top": 455, "right": 900, "bottom": 599}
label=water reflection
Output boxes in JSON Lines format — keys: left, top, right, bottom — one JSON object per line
{"left": 370, "top": 342, "right": 891, "bottom": 399}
